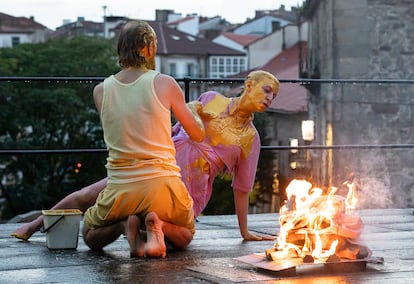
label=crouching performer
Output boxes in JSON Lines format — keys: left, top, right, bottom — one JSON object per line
{"left": 81, "top": 20, "right": 204, "bottom": 258}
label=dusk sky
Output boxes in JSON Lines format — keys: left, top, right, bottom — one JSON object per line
{"left": 2, "top": 0, "right": 304, "bottom": 30}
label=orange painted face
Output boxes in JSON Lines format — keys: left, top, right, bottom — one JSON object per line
{"left": 244, "top": 77, "right": 279, "bottom": 113}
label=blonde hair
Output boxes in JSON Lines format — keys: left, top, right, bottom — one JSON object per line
{"left": 245, "top": 70, "right": 280, "bottom": 93}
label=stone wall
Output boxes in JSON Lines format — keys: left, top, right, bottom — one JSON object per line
{"left": 305, "top": 0, "right": 414, "bottom": 208}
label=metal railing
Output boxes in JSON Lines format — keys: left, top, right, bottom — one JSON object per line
{"left": 1, "top": 76, "right": 414, "bottom": 156}
{"left": 2, "top": 76, "right": 414, "bottom": 213}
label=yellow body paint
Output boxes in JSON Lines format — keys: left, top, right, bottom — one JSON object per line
{"left": 202, "top": 96, "right": 255, "bottom": 159}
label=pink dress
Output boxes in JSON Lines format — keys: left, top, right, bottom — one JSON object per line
{"left": 172, "top": 91, "right": 261, "bottom": 217}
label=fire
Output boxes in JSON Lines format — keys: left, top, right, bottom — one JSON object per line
{"left": 267, "top": 179, "right": 368, "bottom": 262}
{"left": 344, "top": 180, "right": 358, "bottom": 210}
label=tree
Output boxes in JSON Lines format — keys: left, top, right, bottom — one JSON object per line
{"left": 0, "top": 36, "right": 119, "bottom": 218}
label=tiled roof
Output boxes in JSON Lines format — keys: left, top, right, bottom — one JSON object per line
{"left": 227, "top": 9, "right": 298, "bottom": 33}
{"left": 0, "top": 12, "right": 47, "bottom": 33}
{"left": 148, "top": 21, "right": 244, "bottom": 56}
{"left": 229, "top": 42, "right": 308, "bottom": 113}
{"left": 221, "top": 32, "right": 261, "bottom": 47}
{"left": 261, "top": 41, "right": 308, "bottom": 113}
{"left": 167, "top": 16, "right": 196, "bottom": 25}
{"left": 48, "top": 20, "right": 103, "bottom": 39}
{"left": 56, "top": 20, "right": 103, "bottom": 31}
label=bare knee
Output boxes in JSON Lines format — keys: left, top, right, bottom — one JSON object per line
{"left": 83, "top": 219, "right": 125, "bottom": 251}
{"left": 163, "top": 224, "right": 193, "bottom": 251}
{"left": 75, "top": 179, "right": 106, "bottom": 211}
{"left": 175, "top": 232, "right": 193, "bottom": 250}
{"left": 82, "top": 226, "right": 100, "bottom": 250}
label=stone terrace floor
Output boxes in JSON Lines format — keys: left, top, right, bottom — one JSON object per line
{"left": 1, "top": 209, "right": 414, "bottom": 283}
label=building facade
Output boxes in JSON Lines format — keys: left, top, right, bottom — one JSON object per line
{"left": 0, "top": 12, "right": 50, "bottom": 47}
{"left": 303, "top": 0, "right": 414, "bottom": 208}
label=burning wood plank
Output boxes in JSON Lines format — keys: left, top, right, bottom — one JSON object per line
{"left": 236, "top": 179, "right": 374, "bottom": 275}
{"left": 268, "top": 179, "right": 368, "bottom": 262}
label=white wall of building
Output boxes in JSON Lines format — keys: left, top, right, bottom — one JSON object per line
{"left": 158, "top": 55, "right": 201, "bottom": 78}
{"left": 233, "top": 15, "right": 292, "bottom": 36}
{"left": 0, "top": 33, "right": 31, "bottom": 47}
{"left": 248, "top": 24, "right": 300, "bottom": 69}
{"left": 213, "top": 35, "right": 246, "bottom": 53}
{"left": 174, "top": 17, "right": 199, "bottom": 36}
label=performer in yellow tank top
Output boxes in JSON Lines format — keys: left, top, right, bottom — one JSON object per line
{"left": 82, "top": 20, "right": 205, "bottom": 258}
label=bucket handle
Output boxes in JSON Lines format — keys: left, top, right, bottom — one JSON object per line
{"left": 40, "top": 215, "right": 65, "bottom": 233}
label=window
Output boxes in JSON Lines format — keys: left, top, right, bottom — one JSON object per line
{"left": 209, "top": 56, "right": 247, "bottom": 78}
{"left": 11, "top": 36, "right": 20, "bottom": 47}
{"left": 272, "top": 21, "right": 281, "bottom": 32}
{"left": 233, "top": 58, "right": 239, "bottom": 72}
{"left": 226, "top": 58, "right": 231, "bottom": 72}
{"left": 219, "top": 58, "right": 224, "bottom": 73}
{"left": 169, "top": 63, "right": 176, "bottom": 77}
{"left": 240, "top": 58, "right": 246, "bottom": 71}
{"left": 187, "top": 63, "right": 195, "bottom": 77}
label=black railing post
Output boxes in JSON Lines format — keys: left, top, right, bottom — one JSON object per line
{"left": 183, "top": 76, "right": 191, "bottom": 102}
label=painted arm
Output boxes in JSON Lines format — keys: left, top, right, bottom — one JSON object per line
{"left": 233, "top": 190, "right": 276, "bottom": 241}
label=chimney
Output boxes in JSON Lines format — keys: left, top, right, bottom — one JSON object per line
{"left": 155, "top": 9, "right": 175, "bottom": 22}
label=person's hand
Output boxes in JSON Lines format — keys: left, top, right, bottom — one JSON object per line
{"left": 242, "top": 232, "right": 276, "bottom": 241}
{"left": 187, "top": 101, "right": 203, "bottom": 114}
{"left": 187, "top": 101, "right": 215, "bottom": 120}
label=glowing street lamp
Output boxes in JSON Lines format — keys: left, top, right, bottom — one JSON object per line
{"left": 301, "top": 120, "right": 314, "bottom": 143}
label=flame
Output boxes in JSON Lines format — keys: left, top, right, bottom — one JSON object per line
{"left": 344, "top": 180, "right": 358, "bottom": 210}
{"left": 272, "top": 179, "right": 362, "bottom": 261}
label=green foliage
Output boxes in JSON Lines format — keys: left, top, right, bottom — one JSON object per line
{"left": 203, "top": 173, "right": 235, "bottom": 215}
{"left": 250, "top": 112, "right": 276, "bottom": 209}
{"left": 0, "top": 36, "right": 118, "bottom": 76}
{"left": 0, "top": 36, "right": 119, "bottom": 218}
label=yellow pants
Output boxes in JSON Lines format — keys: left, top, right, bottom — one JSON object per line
{"left": 83, "top": 176, "right": 195, "bottom": 235}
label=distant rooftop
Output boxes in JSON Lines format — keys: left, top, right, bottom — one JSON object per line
{"left": 0, "top": 12, "right": 48, "bottom": 33}
{"left": 148, "top": 21, "right": 244, "bottom": 56}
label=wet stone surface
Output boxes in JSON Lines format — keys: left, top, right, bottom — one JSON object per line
{"left": 1, "top": 210, "right": 414, "bottom": 283}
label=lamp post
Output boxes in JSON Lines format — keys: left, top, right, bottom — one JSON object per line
{"left": 102, "top": 5, "right": 107, "bottom": 38}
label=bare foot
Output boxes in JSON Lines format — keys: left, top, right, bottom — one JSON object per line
{"left": 125, "top": 215, "right": 145, "bottom": 257}
{"left": 144, "top": 212, "right": 166, "bottom": 258}
{"left": 11, "top": 221, "right": 41, "bottom": 241}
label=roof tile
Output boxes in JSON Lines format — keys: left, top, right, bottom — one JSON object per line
{"left": 148, "top": 21, "right": 244, "bottom": 56}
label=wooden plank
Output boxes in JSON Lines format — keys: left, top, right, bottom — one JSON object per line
{"left": 235, "top": 252, "right": 369, "bottom": 274}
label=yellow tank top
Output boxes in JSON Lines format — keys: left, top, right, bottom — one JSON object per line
{"left": 101, "top": 70, "right": 180, "bottom": 184}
